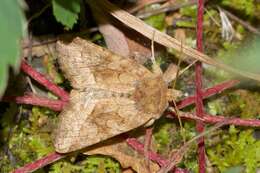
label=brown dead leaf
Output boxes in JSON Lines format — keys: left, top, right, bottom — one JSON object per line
{"left": 90, "top": 5, "right": 130, "bottom": 57}
{"left": 53, "top": 37, "right": 180, "bottom": 153}
{"left": 89, "top": 1, "right": 164, "bottom": 65}
{"left": 84, "top": 135, "right": 159, "bottom": 173}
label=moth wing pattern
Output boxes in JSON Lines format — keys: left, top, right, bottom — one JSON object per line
{"left": 56, "top": 37, "right": 154, "bottom": 91}
{"left": 54, "top": 89, "right": 162, "bottom": 153}
{"left": 53, "top": 90, "right": 96, "bottom": 153}
{"left": 54, "top": 37, "right": 169, "bottom": 153}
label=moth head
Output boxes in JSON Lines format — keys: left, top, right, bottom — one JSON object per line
{"left": 133, "top": 75, "right": 168, "bottom": 116}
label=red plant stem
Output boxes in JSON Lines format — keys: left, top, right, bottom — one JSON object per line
{"left": 126, "top": 138, "right": 188, "bottom": 173}
{"left": 12, "top": 152, "right": 65, "bottom": 173}
{"left": 168, "top": 111, "right": 260, "bottom": 127}
{"left": 201, "top": 113, "right": 260, "bottom": 126}
{"left": 195, "top": 0, "right": 206, "bottom": 172}
{"left": 176, "top": 80, "right": 239, "bottom": 109}
{"left": 3, "top": 93, "right": 65, "bottom": 111}
{"left": 127, "top": 138, "right": 168, "bottom": 166}
{"left": 144, "top": 127, "right": 153, "bottom": 171}
{"left": 21, "top": 60, "right": 69, "bottom": 102}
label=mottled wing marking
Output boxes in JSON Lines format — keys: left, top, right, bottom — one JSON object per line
{"left": 54, "top": 89, "right": 162, "bottom": 153}
{"left": 53, "top": 90, "right": 97, "bottom": 153}
{"left": 56, "top": 38, "right": 153, "bottom": 91}
{"left": 54, "top": 37, "right": 169, "bottom": 153}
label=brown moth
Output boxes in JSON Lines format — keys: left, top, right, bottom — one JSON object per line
{"left": 54, "top": 37, "right": 178, "bottom": 153}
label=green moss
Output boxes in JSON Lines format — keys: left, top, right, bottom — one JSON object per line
{"left": 208, "top": 126, "right": 260, "bottom": 173}
{"left": 178, "top": 5, "right": 197, "bottom": 28}
{"left": 153, "top": 118, "right": 175, "bottom": 154}
{"left": 49, "top": 155, "right": 120, "bottom": 173}
{"left": 145, "top": 13, "right": 166, "bottom": 31}
{"left": 221, "top": 0, "right": 255, "bottom": 17}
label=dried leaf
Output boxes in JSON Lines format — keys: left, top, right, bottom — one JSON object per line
{"left": 84, "top": 135, "right": 160, "bottom": 173}
{"left": 89, "top": 1, "right": 154, "bottom": 64}
{"left": 54, "top": 37, "right": 172, "bottom": 153}
{"left": 91, "top": 5, "right": 130, "bottom": 57}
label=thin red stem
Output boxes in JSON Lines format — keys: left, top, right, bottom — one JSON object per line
{"left": 201, "top": 113, "right": 260, "bottom": 126}
{"left": 144, "top": 127, "right": 153, "bottom": 172}
{"left": 168, "top": 111, "right": 260, "bottom": 127}
{"left": 127, "top": 138, "right": 168, "bottom": 166}
{"left": 195, "top": 0, "right": 206, "bottom": 172}
{"left": 21, "top": 60, "right": 69, "bottom": 102}
{"left": 12, "top": 152, "right": 65, "bottom": 173}
{"left": 176, "top": 80, "right": 239, "bottom": 109}
{"left": 126, "top": 138, "right": 188, "bottom": 173}
{"left": 3, "top": 93, "right": 65, "bottom": 111}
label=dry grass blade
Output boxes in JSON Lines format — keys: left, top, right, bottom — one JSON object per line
{"left": 88, "top": 0, "right": 260, "bottom": 82}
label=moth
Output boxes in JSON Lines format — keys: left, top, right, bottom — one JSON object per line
{"left": 54, "top": 37, "right": 179, "bottom": 153}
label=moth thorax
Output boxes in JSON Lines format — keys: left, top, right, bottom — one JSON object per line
{"left": 132, "top": 76, "right": 168, "bottom": 115}
{"left": 84, "top": 88, "right": 130, "bottom": 99}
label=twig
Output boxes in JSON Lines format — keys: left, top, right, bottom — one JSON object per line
{"left": 202, "top": 113, "right": 260, "bottom": 127}
{"left": 168, "top": 111, "right": 260, "bottom": 127}
{"left": 144, "top": 128, "right": 153, "bottom": 172}
{"left": 136, "top": 0, "right": 197, "bottom": 19}
{"left": 172, "top": 41, "right": 185, "bottom": 141}
{"left": 12, "top": 152, "right": 65, "bottom": 173}
{"left": 21, "top": 60, "right": 69, "bottom": 102}
{"left": 126, "top": 138, "right": 189, "bottom": 173}
{"left": 2, "top": 93, "right": 65, "bottom": 111}
{"left": 176, "top": 80, "right": 239, "bottom": 109}
{"left": 195, "top": 0, "right": 206, "bottom": 172}
{"left": 129, "top": 0, "right": 167, "bottom": 14}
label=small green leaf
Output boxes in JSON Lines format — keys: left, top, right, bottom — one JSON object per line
{"left": 0, "top": 0, "right": 25, "bottom": 97}
{"left": 52, "top": 0, "right": 81, "bottom": 29}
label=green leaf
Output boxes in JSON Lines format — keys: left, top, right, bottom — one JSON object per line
{"left": 52, "top": 0, "right": 81, "bottom": 29}
{"left": 0, "top": 0, "right": 25, "bottom": 97}
{"left": 221, "top": 0, "right": 255, "bottom": 17}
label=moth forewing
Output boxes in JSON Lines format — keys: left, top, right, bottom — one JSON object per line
{"left": 54, "top": 37, "right": 169, "bottom": 153}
